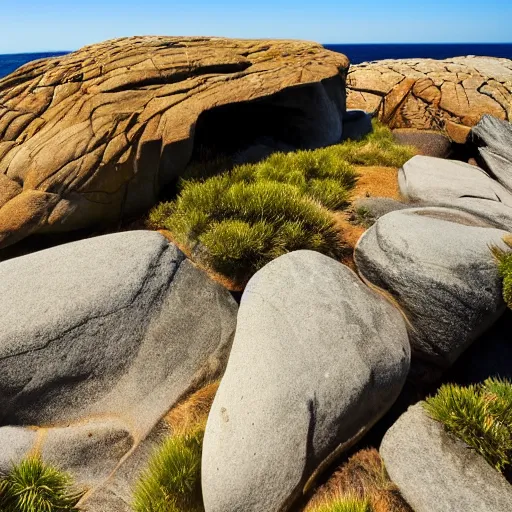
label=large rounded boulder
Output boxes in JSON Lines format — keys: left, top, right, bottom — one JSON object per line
{"left": 0, "top": 36, "right": 349, "bottom": 249}
{"left": 354, "top": 207, "right": 508, "bottom": 375}
{"left": 202, "top": 250, "right": 410, "bottom": 512}
{"left": 0, "top": 230, "right": 238, "bottom": 506}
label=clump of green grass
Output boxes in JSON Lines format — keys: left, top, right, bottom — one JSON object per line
{"left": 307, "top": 494, "right": 373, "bottom": 512}
{"left": 493, "top": 235, "right": 512, "bottom": 308}
{"left": 150, "top": 176, "right": 344, "bottom": 282}
{"left": 423, "top": 378, "right": 512, "bottom": 473}
{"left": 0, "top": 456, "right": 83, "bottom": 512}
{"left": 132, "top": 426, "right": 205, "bottom": 512}
{"left": 148, "top": 121, "right": 414, "bottom": 284}
{"left": 330, "top": 120, "right": 415, "bottom": 168}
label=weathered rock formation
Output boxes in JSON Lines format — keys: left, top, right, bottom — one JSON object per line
{"left": 347, "top": 56, "right": 512, "bottom": 142}
{"left": 202, "top": 250, "right": 410, "bottom": 512}
{"left": 0, "top": 36, "right": 349, "bottom": 250}
{"left": 0, "top": 230, "right": 238, "bottom": 508}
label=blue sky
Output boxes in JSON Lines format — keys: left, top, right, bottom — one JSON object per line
{"left": 1, "top": 0, "right": 511, "bottom": 53}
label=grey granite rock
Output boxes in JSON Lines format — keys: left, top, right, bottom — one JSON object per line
{"left": 399, "top": 155, "right": 512, "bottom": 230}
{"left": 341, "top": 109, "right": 373, "bottom": 141}
{"left": 0, "top": 231, "right": 238, "bottom": 508}
{"left": 202, "top": 250, "right": 410, "bottom": 512}
{"left": 381, "top": 403, "right": 512, "bottom": 512}
{"left": 472, "top": 115, "right": 512, "bottom": 192}
{"left": 353, "top": 197, "right": 412, "bottom": 225}
{"left": 355, "top": 207, "right": 508, "bottom": 372}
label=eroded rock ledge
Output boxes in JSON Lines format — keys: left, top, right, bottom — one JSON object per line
{"left": 347, "top": 56, "right": 512, "bottom": 142}
{"left": 0, "top": 36, "right": 349, "bottom": 250}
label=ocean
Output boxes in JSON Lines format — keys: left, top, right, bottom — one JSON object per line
{"left": 0, "top": 44, "right": 512, "bottom": 80}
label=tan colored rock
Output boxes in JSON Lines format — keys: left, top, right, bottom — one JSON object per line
{"left": 0, "top": 36, "right": 349, "bottom": 250}
{"left": 347, "top": 56, "right": 512, "bottom": 140}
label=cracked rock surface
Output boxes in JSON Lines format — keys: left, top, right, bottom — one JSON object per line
{"left": 347, "top": 56, "right": 512, "bottom": 142}
{"left": 0, "top": 230, "right": 238, "bottom": 508}
{"left": 0, "top": 36, "right": 349, "bottom": 250}
{"left": 202, "top": 250, "right": 409, "bottom": 512}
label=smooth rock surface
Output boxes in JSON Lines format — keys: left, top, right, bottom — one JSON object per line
{"left": 399, "top": 155, "right": 512, "bottom": 230}
{"left": 0, "top": 230, "right": 237, "bottom": 505}
{"left": 0, "top": 36, "right": 349, "bottom": 249}
{"left": 472, "top": 115, "right": 512, "bottom": 192}
{"left": 353, "top": 197, "right": 412, "bottom": 224}
{"left": 202, "top": 250, "right": 410, "bottom": 512}
{"left": 347, "top": 56, "right": 512, "bottom": 142}
{"left": 381, "top": 404, "right": 512, "bottom": 512}
{"left": 354, "top": 207, "right": 508, "bottom": 370}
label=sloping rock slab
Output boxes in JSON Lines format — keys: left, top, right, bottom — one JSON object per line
{"left": 354, "top": 207, "right": 508, "bottom": 372}
{"left": 347, "top": 56, "right": 512, "bottom": 142}
{"left": 202, "top": 250, "right": 410, "bottom": 512}
{"left": 0, "top": 230, "right": 237, "bottom": 505}
{"left": 381, "top": 404, "right": 512, "bottom": 512}
{"left": 0, "top": 36, "right": 349, "bottom": 249}
{"left": 399, "top": 155, "right": 512, "bottom": 230}
{"left": 471, "top": 115, "right": 512, "bottom": 192}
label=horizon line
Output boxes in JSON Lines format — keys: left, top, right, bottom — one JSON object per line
{"left": 1, "top": 41, "right": 512, "bottom": 56}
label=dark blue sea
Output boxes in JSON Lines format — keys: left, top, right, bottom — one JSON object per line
{"left": 1, "top": 44, "right": 512, "bottom": 80}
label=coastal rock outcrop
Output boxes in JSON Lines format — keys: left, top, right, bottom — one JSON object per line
{"left": 0, "top": 36, "right": 349, "bottom": 250}
{"left": 0, "top": 230, "right": 238, "bottom": 505}
{"left": 347, "top": 56, "right": 512, "bottom": 142}
{"left": 380, "top": 404, "right": 512, "bottom": 512}
{"left": 202, "top": 250, "right": 410, "bottom": 512}
{"left": 354, "top": 207, "right": 508, "bottom": 374}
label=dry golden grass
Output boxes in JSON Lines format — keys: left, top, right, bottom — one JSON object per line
{"left": 303, "top": 449, "right": 412, "bottom": 512}
{"left": 164, "top": 382, "right": 220, "bottom": 434}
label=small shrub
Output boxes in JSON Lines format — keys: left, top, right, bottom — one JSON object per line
{"left": 424, "top": 378, "right": 512, "bottom": 473}
{"left": 307, "top": 494, "right": 373, "bottom": 512}
{"left": 132, "top": 427, "right": 204, "bottom": 512}
{"left": 0, "top": 456, "right": 83, "bottom": 512}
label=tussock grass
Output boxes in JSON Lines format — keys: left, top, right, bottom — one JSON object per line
{"left": 132, "top": 428, "right": 204, "bottom": 512}
{"left": 304, "top": 449, "right": 411, "bottom": 512}
{"left": 148, "top": 121, "right": 414, "bottom": 284}
{"left": 0, "top": 456, "right": 83, "bottom": 512}
{"left": 132, "top": 383, "right": 220, "bottom": 512}
{"left": 424, "top": 378, "right": 512, "bottom": 473}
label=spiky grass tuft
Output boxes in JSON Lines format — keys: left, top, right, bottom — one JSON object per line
{"left": 132, "top": 427, "right": 205, "bottom": 512}
{"left": 0, "top": 456, "right": 83, "bottom": 512}
{"left": 307, "top": 494, "right": 373, "bottom": 512}
{"left": 424, "top": 378, "right": 512, "bottom": 473}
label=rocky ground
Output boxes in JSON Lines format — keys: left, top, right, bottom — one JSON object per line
{"left": 0, "top": 37, "right": 511, "bottom": 512}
